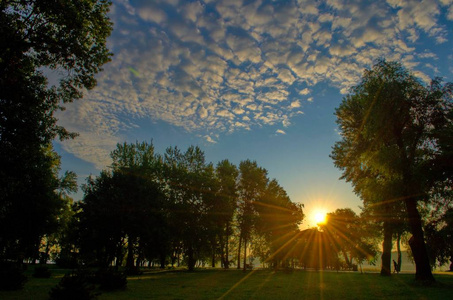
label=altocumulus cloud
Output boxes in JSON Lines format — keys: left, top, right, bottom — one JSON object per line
{"left": 56, "top": 0, "right": 453, "bottom": 169}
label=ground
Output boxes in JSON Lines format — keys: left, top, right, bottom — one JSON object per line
{"left": 1, "top": 266, "right": 452, "bottom": 299}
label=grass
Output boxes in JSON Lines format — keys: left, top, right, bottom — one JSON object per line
{"left": 1, "top": 266, "right": 452, "bottom": 299}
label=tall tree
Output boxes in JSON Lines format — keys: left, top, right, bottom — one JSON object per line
{"left": 79, "top": 141, "right": 165, "bottom": 269}
{"left": 255, "top": 179, "right": 304, "bottom": 268}
{"left": 0, "top": 0, "right": 112, "bottom": 261}
{"left": 215, "top": 160, "right": 239, "bottom": 269}
{"left": 332, "top": 60, "right": 452, "bottom": 282}
{"left": 237, "top": 160, "right": 268, "bottom": 270}
{"left": 163, "top": 146, "right": 215, "bottom": 271}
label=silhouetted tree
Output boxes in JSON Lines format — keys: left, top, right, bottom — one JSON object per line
{"left": 425, "top": 208, "right": 453, "bottom": 270}
{"left": 332, "top": 60, "right": 452, "bottom": 282}
{"left": 255, "top": 179, "right": 304, "bottom": 268}
{"left": 0, "top": 0, "right": 112, "bottom": 263}
{"left": 79, "top": 142, "right": 165, "bottom": 269}
{"left": 163, "top": 146, "right": 215, "bottom": 271}
{"left": 214, "top": 160, "right": 239, "bottom": 268}
{"left": 237, "top": 160, "right": 268, "bottom": 270}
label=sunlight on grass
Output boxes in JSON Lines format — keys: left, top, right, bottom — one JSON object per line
{"left": 1, "top": 269, "right": 453, "bottom": 299}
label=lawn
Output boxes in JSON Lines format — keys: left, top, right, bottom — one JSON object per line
{"left": 1, "top": 267, "right": 453, "bottom": 299}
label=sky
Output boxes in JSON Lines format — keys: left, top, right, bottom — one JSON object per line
{"left": 54, "top": 0, "right": 453, "bottom": 228}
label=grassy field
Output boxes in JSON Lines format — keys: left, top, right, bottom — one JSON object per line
{"left": 1, "top": 266, "right": 453, "bottom": 299}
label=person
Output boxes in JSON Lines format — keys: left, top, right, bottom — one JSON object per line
{"left": 393, "top": 260, "right": 399, "bottom": 274}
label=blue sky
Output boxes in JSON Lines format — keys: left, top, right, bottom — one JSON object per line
{"left": 54, "top": 0, "right": 453, "bottom": 227}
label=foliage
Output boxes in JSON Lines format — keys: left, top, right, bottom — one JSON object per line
{"left": 255, "top": 179, "right": 304, "bottom": 268}
{"left": 49, "top": 272, "right": 98, "bottom": 300}
{"left": 214, "top": 160, "right": 239, "bottom": 268}
{"left": 0, "top": 0, "right": 112, "bottom": 262}
{"left": 425, "top": 208, "right": 453, "bottom": 270}
{"left": 0, "top": 261, "right": 27, "bottom": 290}
{"left": 331, "top": 59, "right": 452, "bottom": 282}
{"left": 74, "top": 141, "right": 303, "bottom": 272}
{"left": 322, "top": 208, "right": 377, "bottom": 269}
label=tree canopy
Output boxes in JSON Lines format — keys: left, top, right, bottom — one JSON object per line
{"left": 332, "top": 59, "right": 452, "bottom": 282}
{"left": 0, "top": 0, "right": 113, "bottom": 262}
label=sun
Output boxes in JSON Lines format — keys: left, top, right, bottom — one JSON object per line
{"left": 313, "top": 211, "right": 327, "bottom": 225}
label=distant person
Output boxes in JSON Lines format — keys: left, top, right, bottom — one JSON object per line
{"left": 393, "top": 260, "right": 399, "bottom": 274}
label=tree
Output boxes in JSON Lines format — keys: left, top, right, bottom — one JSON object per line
{"left": 214, "top": 160, "right": 238, "bottom": 268}
{"left": 425, "top": 208, "right": 453, "bottom": 271}
{"left": 163, "top": 146, "right": 215, "bottom": 271}
{"left": 254, "top": 179, "right": 304, "bottom": 268}
{"left": 323, "top": 209, "right": 359, "bottom": 268}
{"left": 0, "top": 0, "right": 112, "bottom": 262}
{"left": 78, "top": 141, "right": 166, "bottom": 270}
{"left": 237, "top": 160, "right": 268, "bottom": 270}
{"left": 0, "top": 144, "right": 74, "bottom": 262}
{"left": 332, "top": 60, "right": 452, "bottom": 282}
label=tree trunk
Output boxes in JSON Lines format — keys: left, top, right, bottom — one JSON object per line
{"left": 237, "top": 235, "right": 242, "bottom": 269}
{"left": 405, "top": 197, "right": 435, "bottom": 283}
{"left": 42, "top": 238, "right": 50, "bottom": 265}
{"left": 187, "top": 245, "right": 195, "bottom": 272}
{"left": 396, "top": 231, "right": 402, "bottom": 273}
{"left": 341, "top": 250, "right": 350, "bottom": 268}
{"left": 381, "top": 220, "right": 393, "bottom": 276}
{"left": 225, "top": 228, "right": 230, "bottom": 269}
{"left": 126, "top": 238, "right": 135, "bottom": 270}
{"left": 219, "top": 233, "right": 225, "bottom": 269}
{"left": 160, "top": 252, "right": 166, "bottom": 269}
{"left": 449, "top": 254, "right": 453, "bottom": 272}
{"left": 243, "top": 238, "right": 247, "bottom": 271}
{"left": 211, "top": 246, "right": 216, "bottom": 268}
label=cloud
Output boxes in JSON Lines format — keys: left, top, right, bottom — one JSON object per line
{"left": 205, "top": 135, "right": 217, "bottom": 144}
{"left": 290, "top": 100, "right": 301, "bottom": 108}
{"left": 276, "top": 129, "right": 286, "bottom": 135}
{"left": 56, "top": 0, "right": 451, "bottom": 169}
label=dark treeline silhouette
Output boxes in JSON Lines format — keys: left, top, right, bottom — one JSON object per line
{"left": 58, "top": 141, "right": 306, "bottom": 272}
{"left": 57, "top": 141, "right": 379, "bottom": 273}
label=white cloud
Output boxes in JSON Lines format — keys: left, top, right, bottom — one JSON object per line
{"left": 138, "top": 6, "right": 167, "bottom": 24}
{"left": 290, "top": 100, "right": 301, "bottom": 108}
{"left": 205, "top": 135, "right": 217, "bottom": 144}
{"left": 299, "top": 88, "right": 311, "bottom": 95}
{"left": 276, "top": 129, "right": 286, "bottom": 135}
{"left": 55, "top": 0, "right": 450, "bottom": 169}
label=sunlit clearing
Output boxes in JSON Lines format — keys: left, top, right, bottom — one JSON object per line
{"left": 314, "top": 211, "right": 327, "bottom": 225}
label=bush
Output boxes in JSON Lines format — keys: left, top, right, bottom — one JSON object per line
{"left": 0, "top": 261, "right": 27, "bottom": 290}
{"left": 49, "top": 272, "right": 99, "bottom": 300}
{"left": 33, "top": 265, "right": 51, "bottom": 278}
{"left": 97, "top": 268, "right": 127, "bottom": 291}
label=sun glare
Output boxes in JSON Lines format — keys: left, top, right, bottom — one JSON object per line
{"left": 314, "top": 211, "right": 327, "bottom": 225}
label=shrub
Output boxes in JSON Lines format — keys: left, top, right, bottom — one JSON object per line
{"left": 33, "top": 265, "right": 51, "bottom": 278}
{"left": 49, "top": 272, "right": 99, "bottom": 300}
{"left": 0, "top": 261, "right": 27, "bottom": 290}
{"left": 97, "top": 268, "right": 127, "bottom": 291}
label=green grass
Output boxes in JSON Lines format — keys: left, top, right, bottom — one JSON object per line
{"left": 1, "top": 266, "right": 453, "bottom": 299}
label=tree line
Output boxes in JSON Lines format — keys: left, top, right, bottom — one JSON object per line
{"left": 55, "top": 141, "right": 383, "bottom": 273}
{"left": 58, "top": 142, "right": 303, "bottom": 271}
